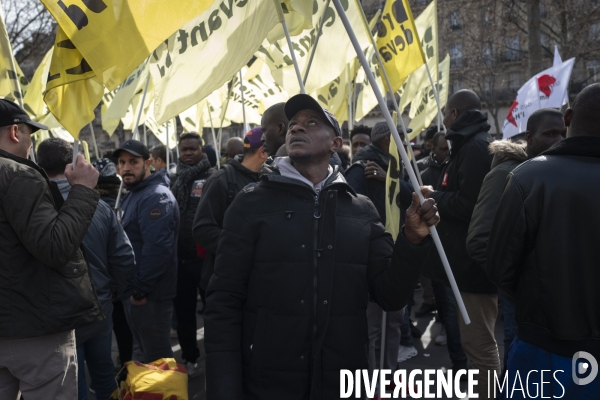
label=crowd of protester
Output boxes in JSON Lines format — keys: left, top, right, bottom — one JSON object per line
{"left": 0, "top": 84, "right": 598, "bottom": 400}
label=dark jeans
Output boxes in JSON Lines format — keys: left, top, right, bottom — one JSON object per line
{"left": 112, "top": 299, "right": 132, "bottom": 367}
{"left": 400, "top": 301, "right": 414, "bottom": 347}
{"left": 499, "top": 293, "right": 517, "bottom": 368}
{"left": 123, "top": 298, "right": 173, "bottom": 364}
{"left": 77, "top": 321, "right": 116, "bottom": 400}
{"left": 173, "top": 256, "right": 203, "bottom": 363}
{"left": 434, "top": 283, "right": 467, "bottom": 364}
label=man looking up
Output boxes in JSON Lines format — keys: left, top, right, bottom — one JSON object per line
{"left": 350, "top": 125, "right": 372, "bottom": 156}
{"left": 193, "top": 127, "right": 267, "bottom": 291}
{"left": 467, "top": 108, "right": 565, "bottom": 367}
{"left": 260, "top": 102, "right": 288, "bottom": 157}
{"left": 115, "top": 140, "right": 180, "bottom": 364}
{"left": 204, "top": 94, "right": 440, "bottom": 399}
{"left": 170, "top": 132, "right": 213, "bottom": 375}
{"left": 0, "top": 99, "right": 102, "bottom": 400}
{"left": 486, "top": 84, "right": 600, "bottom": 398}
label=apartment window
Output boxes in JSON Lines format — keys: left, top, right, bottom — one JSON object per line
{"left": 450, "top": 10, "right": 462, "bottom": 31}
{"left": 505, "top": 36, "right": 520, "bottom": 61}
{"left": 588, "top": 60, "right": 600, "bottom": 82}
{"left": 450, "top": 43, "right": 463, "bottom": 68}
{"left": 589, "top": 23, "right": 600, "bottom": 42}
{"left": 483, "top": 42, "right": 494, "bottom": 66}
{"left": 508, "top": 72, "right": 521, "bottom": 91}
{"left": 482, "top": 76, "right": 493, "bottom": 98}
{"left": 452, "top": 80, "right": 463, "bottom": 93}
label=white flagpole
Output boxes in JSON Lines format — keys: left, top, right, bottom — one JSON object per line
{"left": 425, "top": 64, "right": 445, "bottom": 133}
{"left": 88, "top": 122, "right": 99, "bottom": 160}
{"left": 302, "top": 0, "right": 331, "bottom": 85}
{"left": 207, "top": 104, "right": 221, "bottom": 169}
{"left": 272, "top": 0, "right": 306, "bottom": 94}
{"left": 165, "top": 122, "right": 170, "bottom": 169}
{"left": 72, "top": 139, "right": 80, "bottom": 166}
{"left": 333, "top": 0, "right": 470, "bottom": 324}
{"left": 347, "top": 67, "right": 353, "bottom": 132}
{"left": 239, "top": 70, "right": 248, "bottom": 134}
{"left": 143, "top": 124, "right": 147, "bottom": 146}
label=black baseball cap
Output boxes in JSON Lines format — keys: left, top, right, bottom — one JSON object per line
{"left": 0, "top": 99, "right": 48, "bottom": 133}
{"left": 113, "top": 139, "right": 149, "bottom": 159}
{"left": 284, "top": 94, "right": 342, "bottom": 137}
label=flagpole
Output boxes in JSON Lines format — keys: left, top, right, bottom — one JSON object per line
{"left": 218, "top": 79, "right": 235, "bottom": 156}
{"left": 143, "top": 124, "right": 147, "bottom": 146}
{"left": 207, "top": 103, "right": 221, "bottom": 169}
{"left": 302, "top": 0, "right": 331, "bottom": 85}
{"left": 72, "top": 139, "right": 80, "bottom": 166}
{"left": 88, "top": 122, "right": 99, "bottom": 160}
{"left": 272, "top": 0, "right": 306, "bottom": 94}
{"left": 425, "top": 64, "right": 445, "bottom": 133}
{"left": 354, "top": 0, "right": 423, "bottom": 186}
{"left": 333, "top": 0, "right": 470, "bottom": 324}
{"left": 239, "top": 70, "right": 248, "bottom": 134}
{"left": 347, "top": 67, "right": 353, "bottom": 132}
{"left": 166, "top": 122, "right": 170, "bottom": 169}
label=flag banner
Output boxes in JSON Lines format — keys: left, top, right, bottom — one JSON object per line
{"left": 150, "top": 0, "right": 278, "bottom": 124}
{"left": 180, "top": 104, "right": 200, "bottom": 133}
{"left": 103, "top": 59, "right": 150, "bottom": 122}
{"left": 399, "top": 0, "right": 438, "bottom": 113}
{"left": 256, "top": 0, "right": 369, "bottom": 95}
{"left": 145, "top": 102, "right": 177, "bottom": 149}
{"left": 267, "top": 0, "right": 313, "bottom": 42}
{"left": 44, "top": 27, "right": 104, "bottom": 138}
{"left": 502, "top": 58, "right": 575, "bottom": 139}
{"left": 354, "top": 44, "right": 386, "bottom": 121}
{"left": 408, "top": 54, "right": 449, "bottom": 139}
{"left": 385, "top": 129, "right": 402, "bottom": 240}
{"left": 553, "top": 45, "right": 569, "bottom": 106}
{"left": 375, "top": 0, "right": 425, "bottom": 92}
{"left": 23, "top": 49, "right": 53, "bottom": 117}
{"left": 312, "top": 63, "right": 357, "bottom": 123}
{"left": 0, "top": 5, "right": 28, "bottom": 103}
{"left": 41, "top": 0, "right": 214, "bottom": 90}
{"left": 196, "top": 81, "right": 233, "bottom": 130}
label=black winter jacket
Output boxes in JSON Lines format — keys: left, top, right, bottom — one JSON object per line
{"left": 427, "top": 111, "right": 495, "bottom": 293}
{"left": 487, "top": 136, "right": 600, "bottom": 359}
{"left": 204, "top": 165, "right": 433, "bottom": 400}
{"left": 193, "top": 158, "right": 260, "bottom": 289}
{"left": 419, "top": 154, "right": 449, "bottom": 189}
{"left": 0, "top": 149, "right": 103, "bottom": 337}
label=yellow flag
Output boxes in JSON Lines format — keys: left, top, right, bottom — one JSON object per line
{"left": 145, "top": 103, "right": 177, "bottom": 150}
{"left": 313, "top": 62, "right": 359, "bottom": 123}
{"left": 23, "top": 49, "right": 53, "bottom": 117}
{"left": 103, "top": 60, "right": 149, "bottom": 122}
{"left": 0, "top": 5, "right": 27, "bottom": 103}
{"left": 408, "top": 54, "right": 450, "bottom": 139}
{"left": 376, "top": 0, "right": 425, "bottom": 92}
{"left": 267, "top": 0, "right": 313, "bottom": 42}
{"left": 385, "top": 132, "right": 402, "bottom": 239}
{"left": 41, "top": 0, "right": 214, "bottom": 90}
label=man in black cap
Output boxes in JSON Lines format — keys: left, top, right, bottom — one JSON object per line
{"left": 0, "top": 99, "right": 103, "bottom": 399}
{"left": 114, "top": 139, "right": 180, "bottom": 363}
{"left": 204, "top": 94, "right": 440, "bottom": 399}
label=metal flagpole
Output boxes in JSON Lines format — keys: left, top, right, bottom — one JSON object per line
{"left": 143, "top": 124, "right": 147, "bottom": 146}
{"left": 425, "top": 64, "right": 445, "bottom": 133}
{"left": 347, "top": 67, "right": 353, "bottom": 132}
{"left": 354, "top": 0, "right": 423, "bottom": 185}
{"left": 115, "top": 74, "right": 151, "bottom": 210}
{"left": 88, "top": 122, "right": 99, "bottom": 160}
{"left": 333, "top": 0, "right": 470, "bottom": 324}
{"left": 165, "top": 122, "right": 170, "bottom": 169}
{"left": 239, "top": 70, "right": 248, "bottom": 133}
{"left": 379, "top": 312, "right": 387, "bottom": 374}
{"left": 302, "top": 0, "right": 331, "bottom": 85}
{"left": 272, "top": 0, "right": 306, "bottom": 93}
{"left": 72, "top": 140, "right": 80, "bottom": 166}
{"left": 207, "top": 104, "right": 221, "bottom": 169}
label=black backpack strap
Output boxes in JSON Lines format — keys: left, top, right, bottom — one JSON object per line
{"left": 223, "top": 164, "right": 238, "bottom": 205}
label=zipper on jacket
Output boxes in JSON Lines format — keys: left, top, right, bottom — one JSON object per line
{"left": 311, "top": 190, "right": 321, "bottom": 368}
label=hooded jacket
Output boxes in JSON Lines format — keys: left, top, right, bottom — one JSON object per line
{"left": 466, "top": 141, "right": 528, "bottom": 270}
{"left": 0, "top": 149, "right": 103, "bottom": 337}
{"left": 121, "top": 169, "right": 180, "bottom": 300}
{"left": 427, "top": 110, "right": 495, "bottom": 293}
{"left": 204, "top": 163, "right": 433, "bottom": 400}
{"left": 54, "top": 179, "right": 136, "bottom": 343}
{"left": 487, "top": 136, "right": 600, "bottom": 359}
{"left": 193, "top": 158, "right": 260, "bottom": 289}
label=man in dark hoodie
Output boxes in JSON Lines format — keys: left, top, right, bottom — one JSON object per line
{"left": 193, "top": 127, "right": 267, "bottom": 291}
{"left": 420, "top": 89, "right": 495, "bottom": 396}
{"left": 467, "top": 108, "right": 565, "bottom": 369}
{"left": 116, "top": 140, "right": 180, "bottom": 364}
{"left": 486, "top": 84, "right": 600, "bottom": 398}
{"left": 204, "top": 94, "right": 439, "bottom": 399}
{"left": 170, "top": 132, "right": 213, "bottom": 374}
{"left": 38, "top": 138, "right": 137, "bottom": 400}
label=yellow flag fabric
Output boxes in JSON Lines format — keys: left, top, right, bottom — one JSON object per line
{"left": 312, "top": 62, "right": 359, "bottom": 123}
{"left": 150, "top": 0, "right": 279, "bottom": 124}
{"left": 41, "top": 0, "right": 214, "bottom": 91}
{"left": 408, "top": 54, "right": 450, "bottom": 139}
{"left": 145, "top": 102, "right": 177, "bottom": 150}
{"left": 0, "top": 5, "right": 27, "bottom": 103}
{"left": 385, "top": 132, "right": 402, "bottom": 239}
{"left": 257, "top": 0, "right": 369, "bottom": 95}
{"left": 44, "top": 27, "right": 103, "bottom": 138}
{"left": 354, "top": 44, "right": 386, "bottom": 121}
{"left": 23, "top": 49, "right": 53, "bottom": 117}
{"left": 267, "top": 0, "right": 313, "bottom": 42}
{"left": 103, "top": 60, "right": 149, "bottom": 122}
{"left": 376, "top": 0, "right": 425, "bottom": 92}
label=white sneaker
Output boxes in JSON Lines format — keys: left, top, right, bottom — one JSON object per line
{"left": 397, "top": 345, "right": 418, "bottom": 363}
{"left": 435, "top": 327, "right": 447, "bottom": 346}
{"left": 185, "top": 361, "right": 200, "bottom": 377}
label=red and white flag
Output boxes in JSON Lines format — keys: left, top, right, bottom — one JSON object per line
{"left": 502, "top": 58, "right": 575, "bottom": 139}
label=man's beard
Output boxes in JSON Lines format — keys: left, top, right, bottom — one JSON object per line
{"left": 123, "top": 170, "right": 146, "bottom": 186}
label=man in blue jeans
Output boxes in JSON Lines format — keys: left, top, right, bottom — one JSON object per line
{"left": 38, "top": 138, "right": 136, "bottom": 399}
{"left": 116, "top": 140, "right": 180, "bottom": 364}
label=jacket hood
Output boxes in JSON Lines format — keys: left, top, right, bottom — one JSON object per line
{"left": 352, "top": 143, "right": 389, "bottom": 168}
{"left": 446, "top": 111, "right": 491, "bottom": 142}
{"left": 490, "top": 140, "right": 528, "bottom": 169}
{"left": 261, "top": 161, "right": 354, "bottom": 195}
{"left": 127, "top": 168, "right": 170, "bottom": 192}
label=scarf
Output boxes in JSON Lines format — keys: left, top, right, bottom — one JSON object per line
{"left": 171, "top": 154, "right": 211, "bottom": 213}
